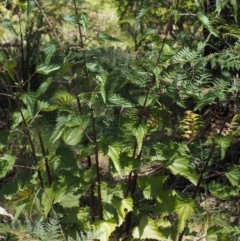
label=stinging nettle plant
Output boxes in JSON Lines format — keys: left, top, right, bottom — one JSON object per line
{"left": 1, "top": 0, "right": 240, "bottom": 240}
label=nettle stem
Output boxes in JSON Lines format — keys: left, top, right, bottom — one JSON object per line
{"left": 72, "top": 0, "right": 103, "bottom": 220}
{"left": 19, "top": 109, "right": 44, "bottom": 188}
{"left": 35, "top": 123, "right": 52, "bottom": 187}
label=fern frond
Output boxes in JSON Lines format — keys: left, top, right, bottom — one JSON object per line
{"left": 178, "top": 110, "right": 204, "bottom": 141}
{"left": 217, "top": 226, "right": 240, "bottom": 240}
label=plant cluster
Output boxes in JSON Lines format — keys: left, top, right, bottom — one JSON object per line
{"left": 1, "top": 0, "right": 240, "bottom": 240}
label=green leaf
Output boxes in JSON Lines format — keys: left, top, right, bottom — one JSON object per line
{"left": 41, "top": 188, "right": 54, "bottom": 217}
{"left": 197, "top": 12, "right": 218, "bottom": 37}
{"left": 20, "top": 92, "right": 36, "bottom": 115}
{"left": 209, "top": 181, "right": 239, "bottom": 200}
{"left": 78, "top": 13, "right": 88, "bottom": 37}
{"left": 95, "top": 74, "right": 107, "bottom": 103}
{"left": 215, "top": 0, "right": 229, "bottom": 12}
{"left": 62, "top": 15, "right": 78, "bottom": 25}
{"left": 138, "top": 176, "right": 167, "bottom": 199}
{"left": 112, "top": 196, "right": 133, "bottom": 225}
{"left": 62, "top": 127, "right": 84, "bottom": 145}
{"left": 5, "top": 59, "right": 17, "bottom": 81}
{"left": 108, "top": 145, "right": 122, "bottom": 175}
{"left": 97, "top": 32, "right": 121, "bottom": 42}
{"left": 0, "top": 153, "right": 16, "bottom": 179}
{"left": 135, "top": 5, "right": 151, "bottom": 29}
{"left": 132, "top": 216, "right": 167, "bottom": 240}
{"left": 59, "top": 193, "right": 80, "bottom": 208}
{"left": 214, "top": 135, "right": 232, "bottom": 159}
{"left": 107, "top": 94, "right": 134, "bottom": 107}
{"left": 134, "top": 125, "right": 145, "bottom": 155}
{"left": 175, "top": 197, "right": 195, "bottom": 233}
{"left": 225, "top": 166, "right": 240, "bottom": 186}
{"left": 2, "top": 19, "right": 18, "bottom": 37}
{"left": 153, "top": 66, "right": 162, "bottom": 88}
{"left": 166, "top": 157, "right": 198, "bottom": 185}
{"left": 12, "top": 109, "right": 31, "bottom": 128}
{"left": 27, "top": 0, "right": 35, "bottom": 16}
{"left": 93, "top": 220, "right": 117, "bottom": 241}
{"left": 138, "top": 28, "right": 156, "bottom": 43}
{"left": 37, "top": 101, "right": 58, "bottom": 112}
{"left": 207, "top": 226, "right": 231, "bottom": 241}
{"left": 36, "top": 64, "right": 60, "bottom": 75}
{"left": 154, "top": 190, "right": 177, "bottom": 214}
{"left": 36, "top": 77, "right": 53, "bottom": 97}
{"left": 42, "top": 44, "right": 57, "bottom": 64}
{"left": 230, "top": 0, "right": 238, "bottom": 23}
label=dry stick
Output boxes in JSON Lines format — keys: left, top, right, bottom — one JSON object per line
{"left": 72, "top": 0, "right": 103, "bottom": 220}
{"left": 35, "top": 123, "right": 52, "bottom": 187}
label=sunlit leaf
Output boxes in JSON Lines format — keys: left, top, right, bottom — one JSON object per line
{"left": 93, "top": 220, "right": 117, "bottom": 241}
{"left": 175, "top": 198, "right": 195, "bottom": 233}
{"left": 108, "top": 145, "right": 121, "bottom": 175}
{"left": 0, "top": 153, "right": 16, "bottom": 179}
{"left": 62, "top": 127, "right": 84, "bottom": 145}
{"left": 166, "top": 157, "right": 198, "bottom": 185}
{"left": 36, "top": 63, "right": 60, "bottom": 75}
{"left": 132, "top": 216, "right": 167, "bottom": 240}
{"left": 225, "top": 166, "right": 240, "bottom": 186}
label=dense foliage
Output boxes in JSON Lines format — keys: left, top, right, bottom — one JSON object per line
{"left": 1, "top": 0, "right": 240, "bottom": 240}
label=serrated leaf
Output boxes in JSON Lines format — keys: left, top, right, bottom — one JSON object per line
{"left": 62, "top": 15, "right": 78, "bottom": 25}
{"left": 132, "top": 216, "right": 167, "bottom": 240}
{"left": 0, "top": 153, "right": 16, "bottom": 178}
{"left": 12, "top": 109, "right": 30, "bottom": 129}
{"left": 36, "top": 77, "right": 53, "bottom": 97}
{"left": 62, "top": 127, "right": 84, "bottom": 145}
{"left": 225, "top": 166, "right": 240, "bottom": 186}
{"left": 37, "top": 100, "right": 58, "bottom": 112}
{"left": 209, "top": 181, "right": 239, "bottom": 200}
{"left": 166, "top": 157, "right": 198, "bottom": 185}
{"left": 97, "top": 32, "right": 121, "bottom": 42}
{"left": 59, "top": 193, "right": 80, "bottom": 208}
{"left": 214, "top": 135, "right": 232, "bottom": 159}
{"left": 20, "top": 92, "right": 36, "bottom": 114}
{"left": 135, "top": 5, "right": 151, "bottom": 29}
{"left": 42, "top": 44, "right": 57, "bottom": 64}
{"left": 93, "top": 220, "right": 117, "bottom": 241}
{"left": 207, "top": 226, "right": 231, "bottom": 241}
{"left": 2, "top": 19, "right": 18, "bottom": 37}
{"left": 108, "top": 145, "right": 121, "bottom": 175}
{"left": 138, "top": 176, "right": 167, "bottom": 199}
{"left": 175, "top": 198, "right": 195, "bottom": 233}
{"left": 108, "top": 94, "right": 133, "bottom": 107}
{"left": 112, "top": 196, "right": 133, "bottom": 225}
{"left": 197, "top": 12, "right": 218, "bottom": 37}
{"left": 41, "top": 188, "right": 54, "bottom": 217}
{"left": 36, "top": 64, "right": 60, "bottom": 75}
